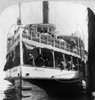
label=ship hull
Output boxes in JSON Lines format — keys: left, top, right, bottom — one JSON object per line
{"left": 5, "top": 76, "right": 84, "bottom": 100}
{"left": 5, "top": 66, "right": 84, "bottom": 100}
{"left": 21, "top": 78, "right": 83, "bottom": 97}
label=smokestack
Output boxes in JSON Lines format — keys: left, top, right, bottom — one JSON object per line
{"left": 43, "top": 1, "right": 49, "bottom": 23}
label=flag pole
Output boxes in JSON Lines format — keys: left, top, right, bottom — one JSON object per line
{"left": 19, "top": 3, "right": 21, "bottom": 20}
{"left": 17, "top": 3, "right": 22, "bottom": 25}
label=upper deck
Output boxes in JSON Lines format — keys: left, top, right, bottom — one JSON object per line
{"left": 7, "top": 23, "right": 84, "bottom": 58}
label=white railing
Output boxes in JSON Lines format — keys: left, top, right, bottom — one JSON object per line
{"left": 22, "top": 30, "right": 81, "bottom": 55}
{"left": 7, "top": 27, "right": 82, "bottom": 56}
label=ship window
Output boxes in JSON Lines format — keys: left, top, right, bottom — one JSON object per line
{"left": 33, "top": 26, "right": 37, "bottom": 32}
{"left": 65, "top": 55, "right": 71, "bottom": 62}
{"left": 37, "top": 27, "right": 42, "bottom": 32}
{"left": 72, "top": 57, "right": 79, "bottom": 70}
{"left": 43, "top": 27, "right": 48, "bottom": 33}
{"left": 49, "top": 27, "right": 52, "bottom": 33}
{"left": 54, "top": 51, "right": 66, "bottom": 70}
{"left": 73, "top": 57, "right": 77, "bottom": 65}
{"left": 42, "top": 48, "right": 53, "bottom": 67}
{"left": 23, "top": 43, "right": 39, "bottom": 66}
{"left": 35, "top": 48, "right": 53, "bottom": 67}
{"left": 65, "top": 54, "right": 72, "bottom": 70}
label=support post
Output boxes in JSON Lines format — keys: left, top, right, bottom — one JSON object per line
{"left": 19, "top": 26, "right": 23, "bottom": 100}
{"left": 52, "top": 50, "right": 55, "bottom": 68}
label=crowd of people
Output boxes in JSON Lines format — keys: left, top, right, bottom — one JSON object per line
{"left": 24, "top": 51, "right": 79, "bottom": 71}
{"left": 55, "top": 57, "right": 77, "bottom": 71}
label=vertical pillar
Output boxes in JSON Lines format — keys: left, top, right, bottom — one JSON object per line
{"left": 39, "top": 48, "right": 41, "bottom": 54}
{"left": 19, "top": 26, "right": 23, "bottom": 100}
{"left": 52, "top": 50, "right": 55, "bottom": 68}
{"left": 62, "top": 54, "right": 65, "bottom": 62}
{"left": 20, "top": 27, "right": 23, "bottom": 65}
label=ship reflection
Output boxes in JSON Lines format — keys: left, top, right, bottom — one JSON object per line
{"left": 3, "top": 84, "right": 91, "bottom": 100}
{"left": 48, "top": 91, "right": 88, "bottom": 100}
{"left": 49, "top": 93, "right": 88, "bottom": 100}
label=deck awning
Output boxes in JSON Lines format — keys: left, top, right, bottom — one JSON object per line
{"left": 23, "top": 42, "right": 35, "bottom": 50}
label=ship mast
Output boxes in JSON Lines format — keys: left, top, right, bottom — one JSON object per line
{"left": 17, "top": 3, "right": 22, "bottom": 25}
{"left": 43, "top": 1, "right": 49, "bottom": 23}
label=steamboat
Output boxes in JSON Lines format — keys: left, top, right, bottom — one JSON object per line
{"left": 3, "top": 1, "right": 86, "bottom": 100}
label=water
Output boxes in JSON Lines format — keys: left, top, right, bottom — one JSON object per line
{"left": 0, "top": 79, "right": 92, "bottom": 100}
{"left": 1, "top": 84, "right": 91, "bottom": 100}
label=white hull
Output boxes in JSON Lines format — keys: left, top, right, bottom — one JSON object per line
{"left": 6, "top": 65, "right": 79, "bottom": 80}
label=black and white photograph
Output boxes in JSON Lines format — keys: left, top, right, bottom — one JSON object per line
{"left": 0, "top": 0, "right": 95, "bottom": 100}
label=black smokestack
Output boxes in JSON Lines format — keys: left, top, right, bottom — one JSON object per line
{"left": 43, "top": 1, "right": 49, "bottom": 23}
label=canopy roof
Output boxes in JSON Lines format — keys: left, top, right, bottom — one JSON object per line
{"left": 25, "top": 23, "right": 56, "bottom": 29}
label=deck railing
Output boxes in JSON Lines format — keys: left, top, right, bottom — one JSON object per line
{"left": 21, "top": 30, "right": 81, "bottom": 55}
{"left": 7, "top": 28, "right": 81, "bottom": 56}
